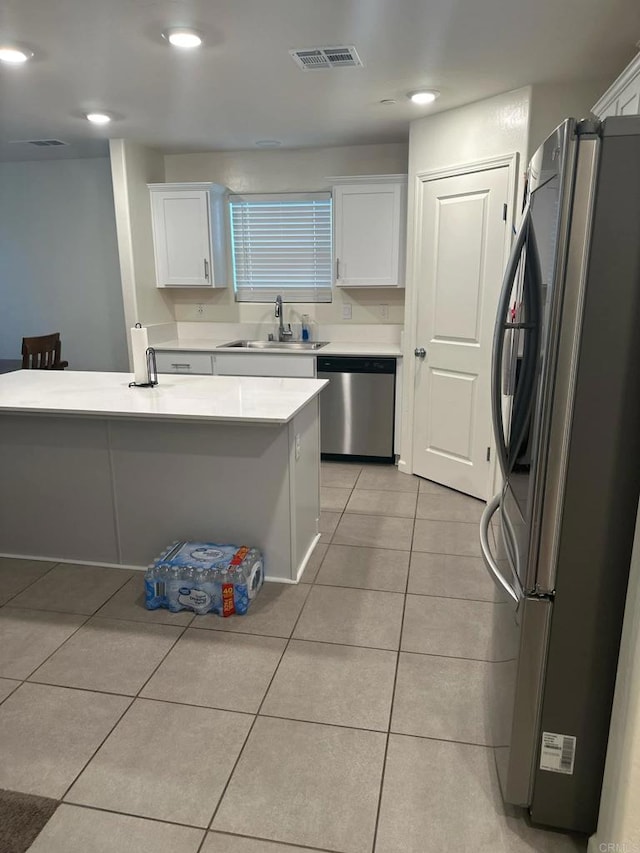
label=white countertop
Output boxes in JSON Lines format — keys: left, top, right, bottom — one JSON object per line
{"left": 155, "top": 338, "right": 403, "bottom": 357}
{"left": 0, "top": 370, "right": 327, "bottom": 425}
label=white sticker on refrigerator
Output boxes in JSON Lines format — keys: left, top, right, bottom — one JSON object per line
{"left": 540, "top": 732, "right": 576, "bottom": 774}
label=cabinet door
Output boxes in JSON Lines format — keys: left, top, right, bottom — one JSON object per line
{"left": 151, "top": 191, "right": 212, "bottom": 287}
{"left": 619, "top": 83, "right": 640, "bottom": 116}
{"left": 334, "top": 183, "right": 405, "bottom": 287}
{"left": 213, "top": 354, "right": 315, "bottom": 378}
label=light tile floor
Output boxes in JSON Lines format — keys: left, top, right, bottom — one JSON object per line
{"left": 0, "top": 461, "right": 587, "bottom": 853}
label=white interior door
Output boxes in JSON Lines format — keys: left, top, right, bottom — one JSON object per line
{"left": 412, "top": 165, "right": 512, "bottom": 499}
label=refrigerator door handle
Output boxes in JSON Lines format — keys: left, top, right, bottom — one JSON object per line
{"left": 492, "top": 204, "right": 531, "bottom": 477}
{"left": 506, "top": 225, "right": 543, "bottom": 470}
{"left": 480, "top": 494, "right": 520, "bottom": 603}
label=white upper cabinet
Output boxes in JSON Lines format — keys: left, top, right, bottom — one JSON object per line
{"left": 332, "top": 175, "right": 407, "bottom": 288}
{"left": 593, "top": 52, "right": 640, "bottom": 119}
{"left": 148, "top": 182, "right": 228, "bottom": 288}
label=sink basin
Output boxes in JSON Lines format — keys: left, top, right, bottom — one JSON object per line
{"left": 220, "top": 340, "right": 329, "bottom": 351}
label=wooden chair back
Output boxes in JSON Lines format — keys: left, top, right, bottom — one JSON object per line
{"left": 21, "top": 333, "right": 69, "bottom": 370}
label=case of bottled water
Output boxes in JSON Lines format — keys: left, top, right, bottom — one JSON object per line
{"left": 144, "top": 541, "right": 264, "bottom": 616}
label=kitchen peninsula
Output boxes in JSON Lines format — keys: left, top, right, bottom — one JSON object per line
{"left": 0, "top": 370, "right": 326, "bottom": 582}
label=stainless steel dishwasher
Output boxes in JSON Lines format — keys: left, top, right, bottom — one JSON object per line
{"left": 317, "top": 356, "right": 396, "bottom": 461}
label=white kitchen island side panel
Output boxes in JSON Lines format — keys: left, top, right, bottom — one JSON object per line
{"left": 0, "top": 416, "right": 120, "bottom": 564}
{"left": 289, "top": 397, "right": 321, "bottom": 579}
{"left": 109, "top": 418, "right": 298, "bottom": 578}
{"left": 0, "top": 370, "right": 324, "bottom": 581}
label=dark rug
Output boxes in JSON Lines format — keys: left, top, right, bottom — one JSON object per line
{"left": 0, "top": 789, "right": 59, "bottom": 853}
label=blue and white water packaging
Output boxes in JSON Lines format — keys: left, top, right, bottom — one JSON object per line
{"left": 144, "top": 541, "right": 264, "bottom": 616}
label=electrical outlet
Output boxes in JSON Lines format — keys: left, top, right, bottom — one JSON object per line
{"left": 342, "top": 302, "right": 352, "bottom": 320}
{"left": 380, "top": 304, "right": 389, "bottom": 320}
{"left": 196, "top": 304, "right": 205, "bottom": 316}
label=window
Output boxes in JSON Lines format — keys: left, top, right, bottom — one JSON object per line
{"left": 230, "top": 192, "right": 332, "bottom": 302}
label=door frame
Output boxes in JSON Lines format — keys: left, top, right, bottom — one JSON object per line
{"left": 399, "top": 152, "right": 520, "bottom": 499}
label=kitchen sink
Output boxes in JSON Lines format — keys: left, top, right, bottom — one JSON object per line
{"left": 220, "top": 340, "right": 329, "bottom": 350}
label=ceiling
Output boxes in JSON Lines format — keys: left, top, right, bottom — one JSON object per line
{"left": 1, "top": 0, "right": 639, "bottom": 161}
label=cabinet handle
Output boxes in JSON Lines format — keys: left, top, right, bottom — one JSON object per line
{"left": 171, "top": 363, "right": 191, "bottom": 369}
{"left": 336, "top": 258, "right": 340, "bottom": 280}
{"left": 204, "top": 258, "right": 209, "bottom": 280}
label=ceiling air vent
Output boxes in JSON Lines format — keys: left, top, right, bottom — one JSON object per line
{"left": 290, "top": 46, "right": 363, "bottom": 70}
{"left": 27, "top": 139, "right": 69, "bottom": 147}
{"left": 8, "top": 139, "right": 70, "bottom": 148}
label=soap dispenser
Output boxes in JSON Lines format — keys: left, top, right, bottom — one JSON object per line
{"left": 301, "top": 314, "right": 311, "bottom": 341}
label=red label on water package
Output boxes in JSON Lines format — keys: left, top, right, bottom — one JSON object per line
{"left": 230, "top": 546, "right": 249, "bottom": 567}
{"left": 222, "top": 583, "right": 236, "bottom": 617}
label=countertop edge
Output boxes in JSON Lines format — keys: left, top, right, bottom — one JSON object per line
{"left": 154, "top": 340, "right": 404, "bottom": 357}
{"left": 0, "top": 372, "right": 328, "bottom": 425}
{"left": 0, "top": 405, "right": 296, "bottom": 425}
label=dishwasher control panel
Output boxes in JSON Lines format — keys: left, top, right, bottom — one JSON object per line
{"left": 317, "top": 356, "right": 396, "bottom": 374}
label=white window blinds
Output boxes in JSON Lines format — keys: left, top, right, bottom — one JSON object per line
{"left": 230, "top": 192, "right": 332, "bottom": 302}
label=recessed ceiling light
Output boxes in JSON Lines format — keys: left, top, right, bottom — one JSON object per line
{"left": 0, "top": 45, "right": 33, "bottom": 64}
{"left": 255, "top": 140, "right": 282, "bottom": 148}
{"left": 407, "top": 89, "right": 440, "bottom": 105}
{"left": 86, "top": 112, "right": 112, "bottom": 125}
{"left": 162, "top": 28, "right": 203, "bottom": 48}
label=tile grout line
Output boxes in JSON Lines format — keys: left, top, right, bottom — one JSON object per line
{"left": 1, "top": 529, "right": 488, "bottom": 616}
{"left": 370, "top": 495, "right": 417, "bottom": 853}
{"left": 197, "top": 566, "right": 319, "bottom": 852}
{"left": 52, "top": 800, "right": 210, "bottom": 836}
{"left": 59, "top": 617, "right": 191, "bottom": 804}
{"left": 1, "top": 563, "right": 134, "bottom": 612}
{"left": 58, "top": 693, "right": 136, "bottom": 803}
{"left": 22, "top": 679, "right": 258, "bottom": 717}
{"left": 25, "top": 647, "right": 509, "bottom": 735}
{"left": 11, "top": 615, "right": 88, "bottom": 687}
{"left": 13, "top": 568, "right": 144, "bottom": 684}
{"left": 0, "top": 678, "right": 22, "bottom": 707}
{"left": 0, "top": 560, "right": 62, "bottom": 608}
{"left": 205, "top": 826, "right": 349, "bottom": 853}
{"left": 0, "top": 571, "right": 139, "bottom": 767}
{"left": 6, "top": 589, "right": 505, "bottom": 700}
{"left": 312, "top": 580, "right": 498, "bottom": 604}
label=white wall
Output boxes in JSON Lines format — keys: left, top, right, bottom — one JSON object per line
{"left": 589, "top": 500, "right": 640, "bottom": 853}
{"left": 406, "top": 87, "right": 531, "bottom": 181}
{"left": 399, "top": 86, "right": 532, "bottom": 471}
{"left": 164, "top": 142, "right": 408, "bottom": 190}
{"left": 162, "top": 142, "right": 408, "bottom": 327}
{"left": 528, "top": 80, "right": 609, "bottom": 154}
{"left": 109, "top": 140, "right": 174, "bottom": 361}
{"left": 0, "top": 157, "right": 127, "bottom": 371}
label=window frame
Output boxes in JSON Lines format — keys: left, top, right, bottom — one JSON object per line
{"left": 229, "top": 191, "right": 333, "bottom": 303}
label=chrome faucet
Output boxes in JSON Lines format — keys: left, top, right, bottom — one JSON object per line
{"left": 274, "top": 295, "right": 293, "bottom": 342}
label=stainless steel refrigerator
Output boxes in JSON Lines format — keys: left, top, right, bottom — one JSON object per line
{"left": 479, "top": 115, "right": 640, "bottom": 835}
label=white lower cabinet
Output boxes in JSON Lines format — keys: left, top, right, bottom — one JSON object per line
{"left": 154, "top": 352, "right": 213, "bottom": 375}
{"left": 155, "top": 351, "right": 316, "bottom": 378}
{"left": 213, "top": 354, "right": 315, "bottom": 378}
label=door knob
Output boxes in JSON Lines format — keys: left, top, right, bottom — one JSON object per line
{"left": 414, "top": 347, "right": 427, "bottom": 359}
